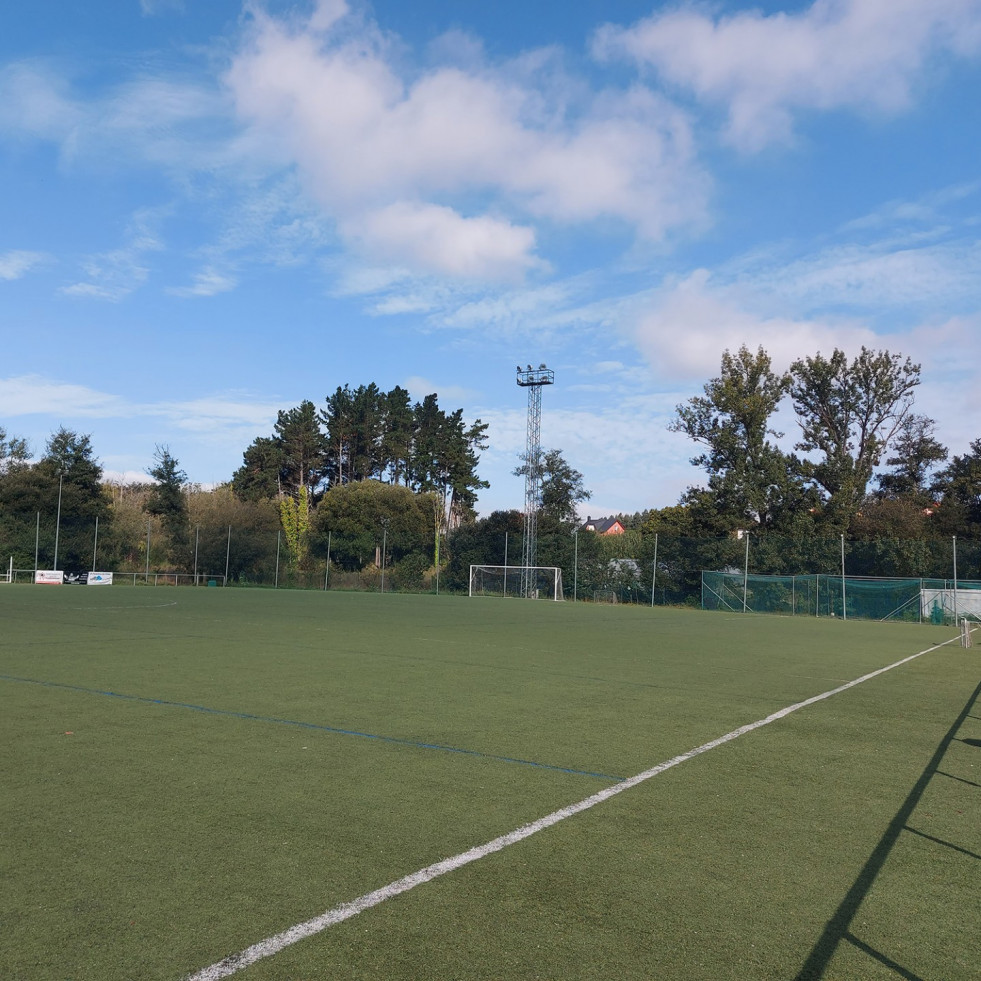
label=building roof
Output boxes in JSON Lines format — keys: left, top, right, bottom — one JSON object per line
{"left": 581, "top": 515, "right": 625, "bottom": 534}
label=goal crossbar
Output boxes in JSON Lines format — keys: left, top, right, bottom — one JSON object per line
{"left": 469, "top": 565, "right": 564, "bottom": 601}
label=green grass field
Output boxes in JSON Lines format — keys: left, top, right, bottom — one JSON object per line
{"left": 1, "top": 586, "right": 978, "bottom": 980}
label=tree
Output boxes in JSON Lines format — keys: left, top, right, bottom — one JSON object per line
{"left": 671, "top": 346, "right": 809, "bottom": 531}
{"left": 146, "top": 446, "right": 190, "bottom": 566}
{"left": 309, "top": 480, "right": 433, "bottom": 572}
{"left": 280, "top": 485, "right": 310, "bottom": 568}
{"left": 232, "top": 436, "right": 284, "bottom": 501}
{"left": 513, "top": 448, "right": 591, "bottom": 525}
{"left": 790, "top": 347, "right": 920, "bottom": 528}
{"left": 875, "top": 414, "right": 947, "bottom": 503}
{"left": 274, "top": 400, "right": 329, "bottom": 497}
{"left": 931, "top": 439, "right": 981, "bottom": 536}
{"left": 0, "top": 426, "right": 30, "bottom": 476}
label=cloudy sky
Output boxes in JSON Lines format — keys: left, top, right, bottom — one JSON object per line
{"left": 2, "top": 0, "right": 980, "bottom": 516}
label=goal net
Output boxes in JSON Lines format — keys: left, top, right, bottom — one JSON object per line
{"left": 469, "top": 565, "right": 565, "bottom": 600}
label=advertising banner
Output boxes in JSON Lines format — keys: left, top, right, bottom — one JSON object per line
{"left": 35, "top": 570, "right": 64, "bottom": 585}
{"left": 87, "top": 572, "right": 113, "bottom": 586}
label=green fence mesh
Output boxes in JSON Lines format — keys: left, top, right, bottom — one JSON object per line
{"left": 701, "top": 571, "right": 981, "bottom": 623}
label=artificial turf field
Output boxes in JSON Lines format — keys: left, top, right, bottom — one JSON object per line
{"left": 1, "top": 586, "right": 978, "bottom": 981}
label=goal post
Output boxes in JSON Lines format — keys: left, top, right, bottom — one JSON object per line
{"left": 469, "top": 565, "right": 565, "bottom": 600}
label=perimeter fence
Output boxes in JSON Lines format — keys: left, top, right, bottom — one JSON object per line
{"left": 701, "top": 572, "right": 981, "bottom": 624}
{"left": 3, "top": 516, "right": 980, "bottom": 613}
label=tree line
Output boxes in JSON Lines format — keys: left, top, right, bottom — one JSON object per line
{"left": 2, "top": 350, "right": 979, "bottom": 598}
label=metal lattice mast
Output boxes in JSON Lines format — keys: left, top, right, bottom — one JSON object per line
{"left": 516, "top": 364, "right": 554, "bottom": 598}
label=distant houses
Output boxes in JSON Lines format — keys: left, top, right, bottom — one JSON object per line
{"left": 581, "top": 515, "right": 626, "bottom": 535}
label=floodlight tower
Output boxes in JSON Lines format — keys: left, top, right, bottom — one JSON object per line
{"left": 516, "top": 363, "right": 554, "bottom": 597}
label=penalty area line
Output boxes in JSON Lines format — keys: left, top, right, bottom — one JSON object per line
{"left": 184, "top": 633, "right": 961, "bottom": 981}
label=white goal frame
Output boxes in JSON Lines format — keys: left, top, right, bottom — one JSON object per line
{"left": 468, "top": 565, "right": 565, "bottom": 601}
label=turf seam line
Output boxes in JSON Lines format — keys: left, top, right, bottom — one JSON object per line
{"left": 0, "top": 673, "right": 623, "bottom": 782}
{"left": 183, "top": 634, "right": 961, "bottom": 981}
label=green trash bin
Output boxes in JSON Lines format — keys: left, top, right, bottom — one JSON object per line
{"left": 208, "top": 580, "right": 217, "bottom": 588}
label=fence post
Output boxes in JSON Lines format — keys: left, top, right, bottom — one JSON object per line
{"left": 651, "top": 533, "right": 658, "bottom": 608}
{"left": 841, "top": 535, "right": 847, "bottom": 621}
{"left": 953, "top": 536, "right": 958, "bottom": 623}
{"left": 742, "top": 532, "right": 749, "bottom": 613}
{"left": 224, "top": 525, "right": 231, "bottom": 585}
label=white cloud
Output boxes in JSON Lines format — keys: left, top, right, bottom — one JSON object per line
{"left": 345, "top": 202, "right": 542, "bottom": 280}
{"left": 0, "top": 375, "right": 125, "bottom": 417}
{"left": 595, "top": 0, "right": 981, "bottom": 149}
{"left": 168, "top": 267, "right": 238, "bottom": 297}
{"left": 733, "top": 241, "right": 981, "bottom": 315}
{"left": 633, "top": 269, "right": 878, "bottom": 379}
{"left": 60, "top": 209, "right": 164, "bottom": 301}
{"left": 403, "top": 375, "right": 476, "bottom": 404}
{"left": 0, "top": 250, "right": 48, "bottom": 280}
{"left": 224, "top": 3, "right": 708, "bottom": 278}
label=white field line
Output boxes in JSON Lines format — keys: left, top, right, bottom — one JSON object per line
{"left": 185, "top": 634, "right": 961, "bottom": 981}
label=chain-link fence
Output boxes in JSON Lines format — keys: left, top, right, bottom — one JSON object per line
{"left": 4, "top": 515, "right": 979, "bottom": 609}
{"left": 701, "top": 571, "right": 981, "bottom": 623}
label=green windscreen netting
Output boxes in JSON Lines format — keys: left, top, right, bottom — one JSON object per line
{"left": 701, "top": 571, "right": 981, "bottom": 623}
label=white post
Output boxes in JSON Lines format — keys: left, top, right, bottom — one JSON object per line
{"left": 326, "top": 531, "right": 331, "bottom": 590}
{"left": 651, "top": 533, "right": 658, "bottom": 608}
{"left": 224, "top": 525, "right": 231, "bottom": 585}
{"left": 573, "top": 529, "right": 578, "bottom": 602}
{"left": 503, "top": 533, "right": 508, "bottom": 598}
{"left": 380, "top": 522, "right": 387, "bottom": 593}
{"left": 193, "top": 526, "right": 199, "bottom": 585}
{"left": 92, "top": 515, "right": 99, "bottom": 572}
{"left": 275, "top": 529, "right": 281, "bottom": 589}
{"left": 145, "top": 519, "right": 151, "bottom": 583}
{"left": 34, "top": 511, "right": 40, "bottom": 574}
{"left": 53, "top": 475, "right": 63, "bottom": 570}
{"left": 742, "top": 532, "right": 749, "bottom": 613}
{"left": 841, "top": 534, "right": 847, "bottom": 621}
{"left": 952, "top": 536, "right": 958, "bottom": 623}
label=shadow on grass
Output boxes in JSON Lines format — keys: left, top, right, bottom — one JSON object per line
{"left": 794, "top": 678, "right": 981, "bottom": 981}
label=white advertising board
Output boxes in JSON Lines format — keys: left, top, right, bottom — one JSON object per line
{"left": 35, "top": 570, "right": 64, "bottom": 585}
{"left": 87, "top": 572, "right": 113, "bottom": 586}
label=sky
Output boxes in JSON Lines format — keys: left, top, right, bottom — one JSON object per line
{"left": 2, "top": 0, "right": 981, "bottom": 518}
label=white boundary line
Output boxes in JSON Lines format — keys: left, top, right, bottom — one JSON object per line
{"left": 185, "top": 634, "right": 960, "bottom": 981}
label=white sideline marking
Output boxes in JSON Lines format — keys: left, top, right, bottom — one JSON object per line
{"left": 185, "top": 635, "right": 960, "bottom": 981}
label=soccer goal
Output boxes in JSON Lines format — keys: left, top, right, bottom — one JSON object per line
{"left": 469, "top": 565, "right": 565, "bottom": 600}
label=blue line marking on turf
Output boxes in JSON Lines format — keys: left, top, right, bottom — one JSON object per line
{"left": 0, "top": 673, "right": 624, "bottom": 782}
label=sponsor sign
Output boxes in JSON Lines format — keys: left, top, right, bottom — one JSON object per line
{"left": 87, "top": 572, "right": 113, "bottom": 586}
{"left": 35, "top": 570, "right": 64, "bottom": 585}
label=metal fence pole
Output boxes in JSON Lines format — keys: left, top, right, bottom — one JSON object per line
{"left": 34, "top": 511, "right": 40, "bottom": 574}
{"left": 53, "top": 475, "right": 63, "bottom": 570}
{"left": 92, "top": 515, "right": 99, "bottom": 572}
{"left": 573, "top": 529, "right": 578, "bottom": 602}
{"left": 841, "top": 535, "right": 847, "bottom": 621}
{"left": 742, "top": 532, "right": 749, "bottom": 613}
{"left": 275, "top": 530, "right": 281, "bottom": 588}
{"left": 651, "top": 533, "right": 658, "bottom": 608}
{"left": 953, "top": 535, "right": 958, "bottom": 623}
{"left": 224, "top": 525, "right": 231, "bottom": 585}
{"left": 145, "top": 519, "right": 151, "bottom": 583}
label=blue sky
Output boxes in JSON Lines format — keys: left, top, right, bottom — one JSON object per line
{"left": 2, "top": 0, "right": 981, "bottom": 517}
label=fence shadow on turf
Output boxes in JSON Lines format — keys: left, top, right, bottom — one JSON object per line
{"left": 793, "top": 679, "right": 981, "bottom": 981}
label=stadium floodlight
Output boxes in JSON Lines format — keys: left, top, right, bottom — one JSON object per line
{"left": 516, "top": 364, "right": 554, "bottom": 598}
